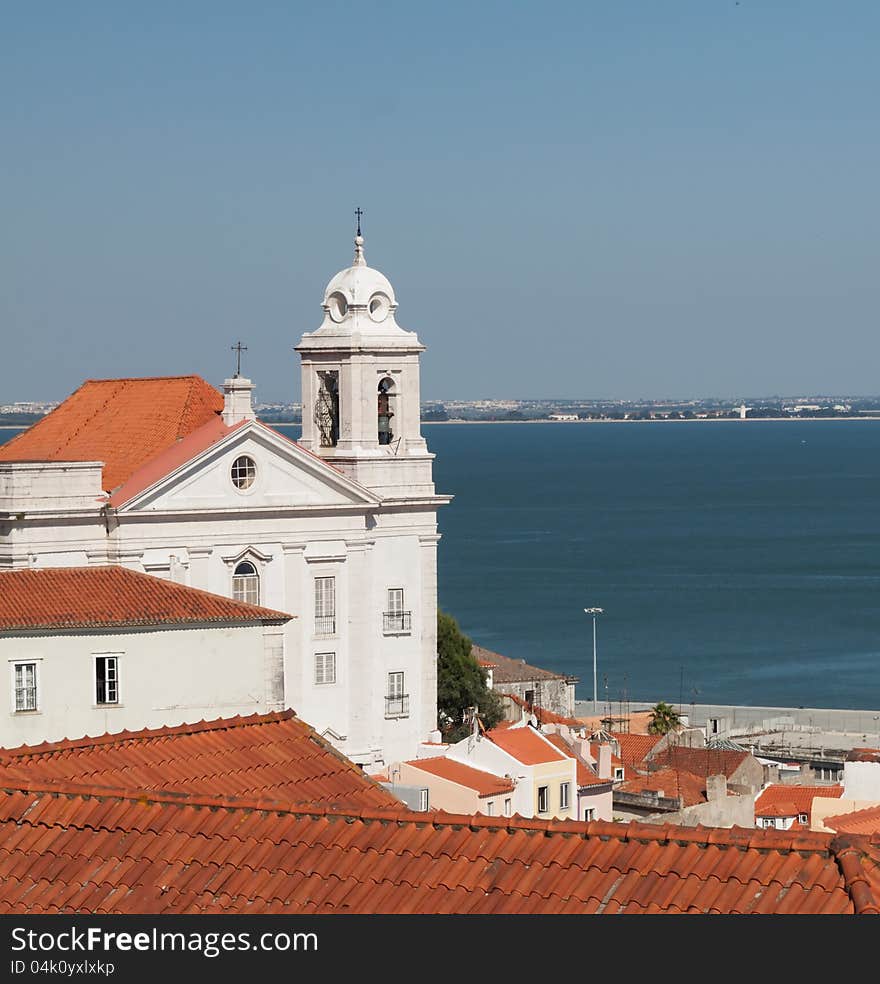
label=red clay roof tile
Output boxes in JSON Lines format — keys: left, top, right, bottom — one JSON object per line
{"left": 1, "top": 718, "right": 878, "bottom": 914}
{"left": 754, "top": 784, "right": 844, "bottom": 825}
{"left": 402, "top": 757, "right": 516, "bottom": 797}
{"left": 0, "top": 710, "right": 396, "bottom": 812}
{"left": 824, "top": 805, "right": 880, "bottom": 836}
{"left": 0, "top": 565, "right": 292, "bottom": 630}
{"left": 0, "top": 376, "right": 224, "bottom": 493}
{"left": 485, "top": 725, "right": 570, "bottom": 766}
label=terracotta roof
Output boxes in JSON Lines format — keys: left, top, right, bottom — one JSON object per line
{"left": 0, "top": 376, "right": 224, "bottom": 493}
{"left": 755, "top": 785, "right": 844, "bottom": 825}
{"left": 0, "top": 780, "right": 876, "bottom": 913}
{"left": 0, "top": 566, "right": 292, "bottom": 630}
{"left": 825, "top": 806, "right": 880, "bottom": 836}
{"left": 542, "top": 734, "right": 609, "bottom": 788}
{"left": 472, "top": 645, "right": 571, "bottom": 684}
{"left": 0, "top": 710, "right": 397, "bottom": 812}
{"left": 503, "top": 693, "right": 583, "bottom": 728}
{"left": 847, "top": 748, "right": 880, "bottom": 763}
{"left": 109, "top": 414, "right": 238, "bottom": 507}
{"left": 403, "top": 757, "right": 516, "bottom": 798}
{"left": 486, "top": 725, "right": 570, "bottom": 766}
{"left": 649, "top": 745, "right": 751, "bottom": 780}
{"left": 610, "top": 732, "right": 663, "bottom": 767}
{"left": 618, "top": 767, "right": 709, "bottom": 808}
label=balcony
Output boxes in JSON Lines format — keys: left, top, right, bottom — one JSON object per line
{"left": 314, "top": 615, "right": 336, "bottom": 637}
{"left": 385, "top": 694, "right": 410, "bottom": 719}
{"left": 382, "top": 611, "right": 412, "bottom": 635}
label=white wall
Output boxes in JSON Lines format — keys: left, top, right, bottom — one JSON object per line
{"left": 843, "top": 761, "right": 880, "bottom": 800}
{"left": 1, "top": 622, "right": 284, "bottom": 748}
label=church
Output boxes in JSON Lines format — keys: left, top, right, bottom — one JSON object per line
{"left": 0, "top": 228, "right": 450, "bottom": 768}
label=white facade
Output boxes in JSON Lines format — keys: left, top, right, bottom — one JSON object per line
{"left": 443, "top": 725, "right": 579, "bottom": 820}
{"left": 2, "top": 621, "right": 285, "bottom": 748}
{"left": 0, "top": 234, "right": 450, "bottom": 767}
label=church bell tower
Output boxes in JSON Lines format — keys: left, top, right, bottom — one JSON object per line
{"left": 296, "top": 219, "right": 436, "bottom": 498}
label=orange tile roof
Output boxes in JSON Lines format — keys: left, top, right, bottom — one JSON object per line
{"left": 610, "top": 732, "right": 663, "bottom": 767}
{"left": 755, "top": 785, "right": 844, "bottom": 825}
{"left": 618, "top": 767, "right": 709, "bottom": 808}
{"left": 0, "top": 376, "right": 224, "bottom": 493}
{"left": 0, "top": 780, "right": 875, "bottom": 913}
{"left": 825, "top": 806, "right": 880, "bottom": 836}
{"left": 472, "top": 645, "right": 572, "bottom": 684}
{"left": 650, "top": 745, "right": 750, "bottom": 779}
{"left": 404, "top": 757, "right": 516, "bottom": 798}
{"left": 109, "top": 414, "right": 238, "bottom": 506}
{"left": 503, "top": 693, "right": 583, "bottom": 728}
{"left": 486, "top": 725, "right": 570, "bottom": 766}
{"left": 0, "top": 566, "right": 292, "bottom": 630}
{"left": 847, "top": 748, "right": 880, "bottom": 763}
{"left": 542, "top": 734, "right": 609, "bottom": 788}
{"left": 0, "top": 710, "right": 397, "bottom": 812}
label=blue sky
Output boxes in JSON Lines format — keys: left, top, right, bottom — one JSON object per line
{"left": 2, "top": 2, "right": 878, "bottom": 403}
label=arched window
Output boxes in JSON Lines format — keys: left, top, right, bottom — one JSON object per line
{"left": 378, "top": 376, "right": 395, "bottom": 445}
{"left": 232, "top": 561, "right": 260, "bottom": 605}
{"left": 315, "top": 371, "right": 340, "bottom": 448}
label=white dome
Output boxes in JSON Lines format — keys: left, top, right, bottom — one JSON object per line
{"left": 321, "top": 235, "right": 397, "bottom": 325}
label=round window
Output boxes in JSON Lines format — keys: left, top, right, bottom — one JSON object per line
{"left": 327, "top": 291, "right": 349, "bottom": 323}
{"left": 231, "top": 455, "right": 256, "bottom": 490}
{"left": 368, "top": 292, "right": 390, "bottom": 322}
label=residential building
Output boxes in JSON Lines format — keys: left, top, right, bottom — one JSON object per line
{"left": 395, "top": 757, "right": 516, "bottom": 816}
{"left": 474, "top": 644, "right": 577, "bottom": 719}
{"left": 443, "top": 720, "right": 579, "bottom": 820}
{"left": 754, "top": 785, "right": 844, "bottom": 831}
{"left": 0, "top": 566, "right": 292, "bottom": 746}
{"left": 0, "top": 231, "right": 450, "bottom": 767}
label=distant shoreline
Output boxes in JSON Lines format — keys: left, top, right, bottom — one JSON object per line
{"left": 423, "top": 416, "right": 880, "bottom": 425}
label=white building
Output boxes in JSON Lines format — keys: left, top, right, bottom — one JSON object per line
{"left": 0, "top": 231, "right": 450, "bottom": 767}
{"left": 411, "top": 720, "right": 579, "bottom": 820}
{"left": 0, "top": 565, "right": 291, "bottom": 747}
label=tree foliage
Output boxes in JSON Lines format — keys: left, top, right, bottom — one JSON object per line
{"left": 647, "top": 701, "right": 682, "bottom": 736}
{"left": 437, "top": 610, "right": 504, "bottom": 742}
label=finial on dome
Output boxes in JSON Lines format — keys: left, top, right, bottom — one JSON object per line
{"left": 353, "top": 206, "right": 366, "bottom": 266}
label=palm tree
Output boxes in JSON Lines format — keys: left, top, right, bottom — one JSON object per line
{"left": 648, "top": 701, "right": 682, "bottom": 736}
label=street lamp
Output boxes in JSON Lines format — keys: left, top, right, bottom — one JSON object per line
{"left": 584, "top": 607, "right": 604, "bottom": 712}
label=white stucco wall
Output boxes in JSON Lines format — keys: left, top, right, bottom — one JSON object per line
{"left": 1, "top": 621, "right": 284, "bottom": 748}
{"left": 843, "top": 760, "right": 880, "bottom": 800}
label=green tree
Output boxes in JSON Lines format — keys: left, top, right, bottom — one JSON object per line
{"left": 437, "top": 610, "right": 504, "bottom": 742}
{"left": 647, "top": 701, "right": 682, "bottom": 736}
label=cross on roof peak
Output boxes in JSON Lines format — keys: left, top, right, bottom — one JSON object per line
{"left": 231, "top": 341, "right": 247, "bottom": 377}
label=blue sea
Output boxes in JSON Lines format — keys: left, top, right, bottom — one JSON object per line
{"left": 4, "top": 419, "right": 880, "bottom": 710}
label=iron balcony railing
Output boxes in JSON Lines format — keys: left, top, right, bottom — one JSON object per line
{"left": 382, "top": 611, "right": 412, "bottom": 634}
{"left": 385, "top": 694, "right": 410, "bottom": 719}
{"left": 314, "top": 615, "right": 336, "bottom": 636}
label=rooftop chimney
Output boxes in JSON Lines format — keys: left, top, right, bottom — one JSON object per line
{"left": 222, "top": 377, "right": 256, "bottom": 426}
{"left": 598, "top": 744, "right": 612, "bottom": 780}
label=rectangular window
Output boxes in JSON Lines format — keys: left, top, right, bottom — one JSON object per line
{"left": 13, "top": 662, "right": 38, "bottom": 712}
{"left": 418, "top": 788, "right": 429, "bottom": 812}
{"left": 560, "top": 782, "right": 570, "bottom": 811}
{"left": 95, "top": 655, "right": 119, "bottom": 705}
{"left": 537, "top": 785, "right": 549, "bottom": 814}
{"left": 383, "top": 588, "right": 412, "bottom": 634}
{"left": 314, "top": 576, "right": 336, "bottom": 635}
{"left": 504, "top": 798, "right": 512, "bottom": 817}
{"left": 584, "top": 807, "right": 596, "bottom": 822}
{"left": 315, "top": 652, "right": 336, "bottom": 685}
{"left": 385, "top": 671, "right": 409, "bottom": 718}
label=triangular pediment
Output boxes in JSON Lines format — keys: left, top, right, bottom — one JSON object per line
{"left": 118, "top": 421, "right": 380, "bottom": 512}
